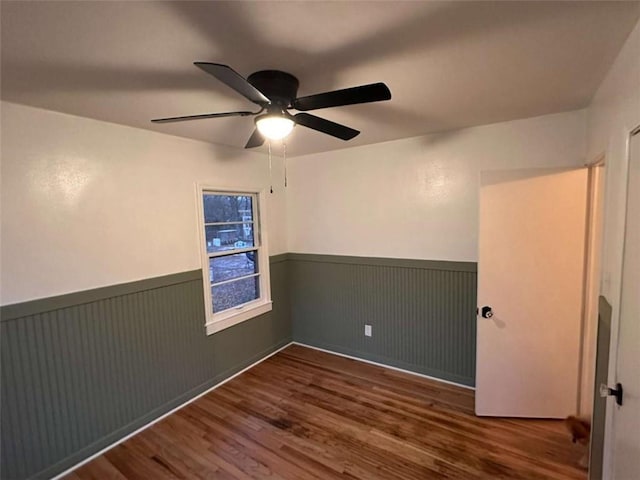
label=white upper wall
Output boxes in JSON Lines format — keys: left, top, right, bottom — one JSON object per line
{"left": 0, "top": 102, "right": 287, "bottom": 305}
{"left": 584, "top": 19, "right": 639, "bottom": 480}
{"left": 587, "top": 19, "right": 640, "bottom": 304}
{"left": 9, "top": 19, "right": 637, "bottom": 304}
{"left": 286, "top": 110, "right": 587, "bottom": 261}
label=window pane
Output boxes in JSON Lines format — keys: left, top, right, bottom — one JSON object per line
{"left": 209, "top": 252, "right": 258, "bottom": 284}
{"left": 205, "top": 224, "right": 254, "bottom": 252}
{"left": 203, "top": 194, "right": 253, "bottom": 223}
{"left": 212, "top": 276, "right": 260, "bottom": 313}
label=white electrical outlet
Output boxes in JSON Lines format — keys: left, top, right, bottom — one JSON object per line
{"left": 364, "top": 324, "right": 372, "bottom": 337}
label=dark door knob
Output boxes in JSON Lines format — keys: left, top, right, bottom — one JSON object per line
{"left": 479, "top": 306, "right": 493, "bottom": 318}
{"left": 599, "top": 383, "right": 624, "bottom": 406}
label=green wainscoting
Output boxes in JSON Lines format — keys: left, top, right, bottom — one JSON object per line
{"left": 1, "top": 253, "right": 478, "bottom": 479}
{"left": 288, "top": 254, "right": 477, "bottom": 387}
{"left": 589, "top": 295, "right": 613, "bottom": 480}
{"left": 0, "top": 257, "right": 291, "bottom": 480}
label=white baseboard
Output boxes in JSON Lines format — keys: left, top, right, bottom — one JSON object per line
{"left": 292, "top": 341, "right": 475, "bottom": 391}
{"left": 51, "top": 341, "right": 294, "bottom": 480}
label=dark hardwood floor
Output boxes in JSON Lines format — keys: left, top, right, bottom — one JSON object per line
{"left": 65, "top": 345, "right": 587, "bottom": 479}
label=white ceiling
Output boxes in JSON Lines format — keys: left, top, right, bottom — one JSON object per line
{"left": 2, "top": 1, "right": 639, "bottom": 157}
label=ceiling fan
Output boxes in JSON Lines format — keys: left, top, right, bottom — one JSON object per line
{"left": 151, "top": 63, "right": 391, "bottom": 148}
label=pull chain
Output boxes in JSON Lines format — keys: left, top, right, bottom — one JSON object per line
{"left": 283, "top": 141, "right": 288, "bottom": 187}
{"left": 268, "top": 141, "right": 273, "bottom": 194}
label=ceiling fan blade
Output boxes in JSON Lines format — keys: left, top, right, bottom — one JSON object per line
{"left": 293, "top": 82, "right": 391, "bottom": 111}
{"left": 245, "top": 128, "right": 265, "bottom": 148}
{"left": 194, "top": 62, "right": 270, "bottom": 105}
{"left": 295, "top": 113, "right": 359, "bottom": 140}
{"left": 151, "top": 111, "right": 255, "bottom": 124}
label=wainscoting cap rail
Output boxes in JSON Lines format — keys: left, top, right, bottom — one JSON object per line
{"left": 0, "top": 270, "right": 203, "bottom": 321}
{"left": 1, "top": 255, "right": 292, "bottom": 321}
{"left": 286, "top": 253, "right": 478, "bottom": 272}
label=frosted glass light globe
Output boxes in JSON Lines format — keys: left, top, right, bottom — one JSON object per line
{"left": 256, "top": 115, "right": 294, "bottom": 140}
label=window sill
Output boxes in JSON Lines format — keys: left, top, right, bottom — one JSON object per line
{"left": 205, "top": 301, "right": 273, "bottom": 335}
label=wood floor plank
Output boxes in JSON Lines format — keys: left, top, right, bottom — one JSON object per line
{"left": 67, "top": 345, "right": 587, "bottom": 479}
{"left": 68, "top": 456, "right": 129, "bottom": 480}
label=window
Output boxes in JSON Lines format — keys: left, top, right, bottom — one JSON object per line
{"left": 198, "top": 188, "right": 271, "bottom": 335}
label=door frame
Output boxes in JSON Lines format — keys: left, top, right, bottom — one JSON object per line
{"left": 601, "top": 124, "right": 640, "bottom": 479}
{"left": 578, "top": 156, "right": 605, "bottom": 416}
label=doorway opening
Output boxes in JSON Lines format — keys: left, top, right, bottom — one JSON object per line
{"left": 476, "top": 160, "right": 607, "bottom": 476}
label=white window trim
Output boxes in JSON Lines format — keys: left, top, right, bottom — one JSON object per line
{"left": 196, "top": 185, "right": 272, "bottom": 336}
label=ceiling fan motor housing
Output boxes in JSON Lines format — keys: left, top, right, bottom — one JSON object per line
{"left": 247, "top": 70, "right": 299, "bottom": 107}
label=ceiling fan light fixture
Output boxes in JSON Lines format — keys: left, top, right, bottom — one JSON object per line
{"left": 255, "top": 114, "right": 294, "bottom": 140}
{"left": 153, "top": 63, "right": 391, "bottom": 148}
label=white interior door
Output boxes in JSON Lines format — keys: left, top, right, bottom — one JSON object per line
{"left": 610, "top": 130, "right": 640, "bottom": 478}
{"left": 476, "top": 168, "right": 588, "bottom": 417}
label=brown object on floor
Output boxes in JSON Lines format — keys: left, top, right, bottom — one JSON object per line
{"left": 565, "top": 415, "right": 591, "bottom": 469}
{"left": 565, "top": 415, "right": 591, "bottom": 445}
{"left": 65, "top": 345, "right": 587, "bottom": 479}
